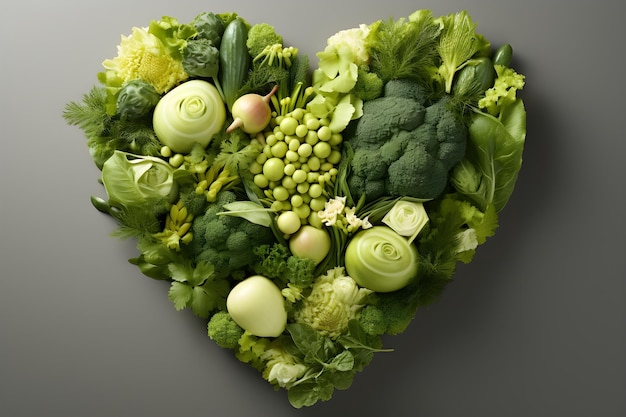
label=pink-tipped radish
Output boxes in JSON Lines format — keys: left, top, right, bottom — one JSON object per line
{"left": 226, "top": 85, "right": 278, "bottom": 134}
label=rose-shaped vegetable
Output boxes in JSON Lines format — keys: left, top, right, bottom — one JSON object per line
{"left": 152, "top": 80, "right": 226, "bottom": 153}
{"left": 101, "top": 150, "right": 176, "bottom": 207}
{"left": 344, "top": 226, "right": 418, "bottom": 292}
{"left": 381, "top": 200, "right": 429, "bottom": 244}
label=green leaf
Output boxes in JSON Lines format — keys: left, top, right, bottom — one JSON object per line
{"left": 466, "top": 103, "right": 526, "bottom": 212}
{"left": 168, "top": 262, "right": 195, "bottom": 283}
{"left": 328, "top": 350, "right": 354, "bottom": 372}
{"left": 287, "top": 323, "right": 324, "bottom": 363}
{"left": 217, "top": 201, "right": 273, "bottom": 227}
{"left": 437, "top": 11, "right": 483, "bottom": 93}
{"left": 190, "top": 286, "right": 217, "bottom": 319}
{"left": 190, "top": 260, "right": 215, "bottom": 287}
{"left": 168, "top": 282, "right": 193, "bottom": 310}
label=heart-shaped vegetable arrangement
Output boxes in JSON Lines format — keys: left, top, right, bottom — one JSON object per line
{"left": 64, "top": 9, "right": 526, "bottom": 408}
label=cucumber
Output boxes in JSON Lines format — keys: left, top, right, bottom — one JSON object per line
{"left": 219, "top": 18, "right": 250, "bottom": 110}
{"left": 492, "top": 44, "right": 513, "bottom": 67}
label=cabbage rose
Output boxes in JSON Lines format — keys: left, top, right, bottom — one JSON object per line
{"left": 381, "top": 200, "right": 429, "bottom": 244}
{"left": 101, "top": 150, "right": 176, "bottom": 207}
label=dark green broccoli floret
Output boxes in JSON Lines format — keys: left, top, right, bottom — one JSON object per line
{"left": 207, "top": 311, "right": 244, "bottom": 350}
{"left": 357, "top": 281, "right": 420, "bottom": 336}
{"left": 352, "top": 68, "right": 384, "bottom": 101}
{"left": 342, "top": 78, "right": 467, "bottom": 202}
{"left": 190, "top": 190, "right": 275, "bottom": 280}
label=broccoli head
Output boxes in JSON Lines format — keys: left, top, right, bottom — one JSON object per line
{"left": 207, "top": 311, "right": 245, "bottom": 350}
{"left": 342, "top": 78, "right": 467, "bottom": 202}
{"left": 190, "top": 190, "right": 276, "bottom": 280}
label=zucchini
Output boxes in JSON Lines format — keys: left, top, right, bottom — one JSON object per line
{"left": 219, "top": 18, "right": 250, "bottom": 110}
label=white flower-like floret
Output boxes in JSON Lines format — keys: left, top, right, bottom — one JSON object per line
{"left": 318, "top": 196, "right": 347, "bottom": 226}
{"left": 294, "top": 267, "right": 372, "bottom": 338}
{"left": 327, "top": 24, "right": 372, "bottom": 65}
{"left": 262, "top": 347, "right": 307, "bottom": 387}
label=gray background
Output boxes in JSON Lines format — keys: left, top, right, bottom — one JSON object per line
{"left": 1, "top": 0, "right": 624, "bottom": 416}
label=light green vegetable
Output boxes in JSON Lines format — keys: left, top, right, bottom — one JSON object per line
{"left": 227, "top": 275, "right": 288, "bottom": 337}
{"left": 226, "top": 85, "right": 278, "bottom": 134}
{"left": 437, "top": 11, "right": 490, "bottom": 93}
{"left": 344, "top": 226, "right": 419, "bottom": 292}
{"left": 207, "top": 311, "right": 244, "bottom": 350}
{"left": 101, "top": 150, "right": 176, "bottom": 207}
{"left": 152, "top": 80, "right": 226, "bottom": 153}
{"left": 294, "top": 267, "right": 372, "bottom": 338}
{"left": 381, "top": 200, "right": 429, "bottom": 244}
{"left": 288, "top": 225, "right": 331, "bottom": 265}
{"left": 451, "top": 98, "right": 526, "bottom": 212}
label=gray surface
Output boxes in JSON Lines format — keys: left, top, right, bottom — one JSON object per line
{"left": 1, "top": 0, "right": 624, "bottom": 416}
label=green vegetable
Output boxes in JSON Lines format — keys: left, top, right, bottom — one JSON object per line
{"left": 344, "top": 226, "right": 419, "bottom": 292}
{"left": 357, "top": 280, "right": 421, "bottom": 335}
{"left": 226, "top": 85, "right": 278, "bottom": 134}
{"left": 190, "top": 190, "right": 276, "bottom": 280}
{"left": 101, "top": 150, "right": 176, "bottom": 208}
{"left": 115, "top": 80, "right": 161, "bottom": 121}
{"left": 63, "top": 86, "right": 163, "bottom": 168}
{"left": 191, "top": 11, "right": 225, "bottom": 45}
{"left": 342, "top": 78, "right": 467, "bottom": 201}
{"left": 182, "top": 39, "right": 220, "bottom": 78}
{"left": 380, "top": 200, "right": 429, "bottom": 244}
{"left": 252, "top": 243, "right": 317, "bottom": 289}
{"left": 293, "top": 267, "right": 372, "bottom": 338}
{"left": 492, "top": 43, "right": 513, "bottom": 67}
{"left": 451, "top": 98, "right": 526, "bottom": 212}
{"left": 288, "top": 225, "right": 331, "bottom": 265}
{"left": 368, "top": 11, "right": 441, "bottom": 84}
{"left": 152, "top": 80, "right": 226, "bottom": 153}
{"left": 167, "top": 259, "right": 230, "bottom": 319}
{"left": 246, "top": 23, "right": 283, "bottom": 58}
{"left": 218, "top": 18, "right": 251, "bottom": 110}
{"left": 227, "top": 275, "right": 288, "bottom": 337}
{"left": 437, "top": 11, "right": 489, "bottom": 93}
{"left": 207, "top": 311, "right": 244, "bottom": 350}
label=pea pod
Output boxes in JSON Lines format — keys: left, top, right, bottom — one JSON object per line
{"left": 492, "top": 43, "right": 513, "bottom": 67}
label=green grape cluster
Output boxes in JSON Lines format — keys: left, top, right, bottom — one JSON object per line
{"left": 249, "top": 108, "right": 343, "bottom": 233}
